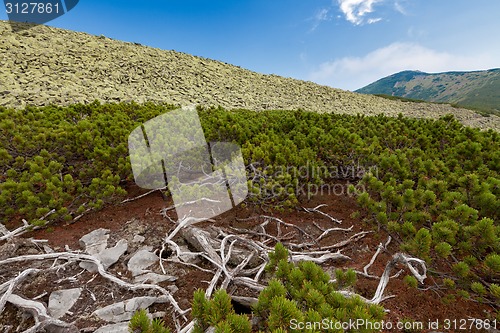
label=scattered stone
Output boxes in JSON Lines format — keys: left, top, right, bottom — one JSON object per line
{"left": 43, "top": 244, "right": 54, "bottom": 254}
{"left": 79, "top": 228, "right": 109, "bottom": 255}
{"left": 133, "top": 235, "right": 145, "bottom": 243}
{"left": 94, "top": 322, "right": 129, "bottom": 333}
{"left": 134, "top": 272, "right": 177, "bottom": 284}
{"left": 48, "top": 288, "right": 82, "bottom": 319}
{"left": 93, "top": 296, "right": 162, "bottom": 323}
{"left": 98, "top": 239, "right": 128, "bottom": 270}
{"left": 167, "top": 285, "right": 179, "bottom": 295}
{"left": 127, "top": 250, "right": 159, "bottom": 277}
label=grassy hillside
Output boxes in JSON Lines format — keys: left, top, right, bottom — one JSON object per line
{"left": 356, "top": 69, "right": 500, "bottom": 115}
{"left": 1, "top": 21, "right": 499, "bottom": 130}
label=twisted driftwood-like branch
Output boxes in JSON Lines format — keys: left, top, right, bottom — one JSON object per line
{"left": 0, "top": 252, "right": 188, "bottom": 317}
{"left": 6, "top": 294, "right": 77, "bottom": 333}
{"left": 303, "top": 204, "right": 342, "bottom": 224}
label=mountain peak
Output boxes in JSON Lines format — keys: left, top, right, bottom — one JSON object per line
{"left": 356, "top": 69, "right": 500, "bottom": 114}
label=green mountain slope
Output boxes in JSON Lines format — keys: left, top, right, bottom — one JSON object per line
{"left": 356, "top": 69, "right": 500, "bottom": 114}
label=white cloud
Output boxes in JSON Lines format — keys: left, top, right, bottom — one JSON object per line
{"left": 316, "top": 8, "right": 330, "bottom": 21}
{"left": 309, "top": 42, "right": 497, "bottom": 91}
{"left": 367, "top": 18, "right": 382, "bottom": 24}
{"left": 337, "top": 0, "right": 382, "bottom": 25}
{"left": 310, "top": 8, "right": 331, "bottom": 31}
{"left": 394, "top": 1, "right": 407, "bottom": 15}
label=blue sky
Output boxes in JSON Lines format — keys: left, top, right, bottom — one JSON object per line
{"left": 2, "top": 0, "right": 499, "bottom": 90}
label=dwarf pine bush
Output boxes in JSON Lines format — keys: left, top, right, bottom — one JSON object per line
{"left": 189, "top": 243, "right": 385, "bottom": 333}
{"left": 128, "top": 309, "right": 170, "bottom": 333}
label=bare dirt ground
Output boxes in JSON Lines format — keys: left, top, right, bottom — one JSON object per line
{"left": 0, "top": 182, "right": 496, "bottom": 332}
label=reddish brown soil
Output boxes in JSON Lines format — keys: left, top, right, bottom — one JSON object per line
{"left": 8, "top": 183, "right": 497, "bottom": 332}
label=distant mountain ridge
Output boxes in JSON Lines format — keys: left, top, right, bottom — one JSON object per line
{"left": 356, "top": 69, "right": 500, "bottom": 114}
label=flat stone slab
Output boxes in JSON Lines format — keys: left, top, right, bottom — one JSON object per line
{"left": 93, "top": 296, "right": 161, "bottom": 323}
{"left": 134, "top": 272, "right": 177, "bottom": 284}
{"left": 79, "top": 228, "right": 109, "bottom": 255}
{"left": 99, "top": 239, "right": 128, "bottom": 270}
{"left": 48, "top": 288, "right": 82, "bottom": 319}
{"left": 94, "top": 322, "right": 129, "bottom": 333}
{"left": 80, "top": 238, "right": 128, "bottom": 273}
{"left": 127, "top": 250, "right": 159, "bottom": 277}
{"left": 133, "top": 235, "right": 145, "bottom": 243}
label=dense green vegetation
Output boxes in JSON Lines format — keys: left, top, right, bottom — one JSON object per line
{"left": 1, "top": 102, "right": 499, "bottom": 306}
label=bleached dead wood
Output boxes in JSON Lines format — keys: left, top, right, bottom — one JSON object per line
{"left": 166, "top": 216, "right": 216, "bottom": 241}
{"left": 260, "top": 215, "right": 318, "bottom": 246}
{"left": 0, "top": 268, "right": 40, "bottom": 313}
{"left": 231, "top": 295, "right": 258, "bottom": 308}
{"left": 0, "top": 219, "right": 40, "bottom": 241}
{"left": 121, "top": 187, "right": 166, "bottom": 203}
{"left": 320, "top": 231, "right": 373, "bottom": 250}
{"left": 316, "top": 226, "right": 353, "bottom": 242}
{"left": 370, "top": 253, "right": 426, "bottom": 304}
{"left": 164, "top": 223, "right": 427, "bottom": 332}
{"left": 290, "top": 251, "right": 350, "bottom": 264}
{"left": 0, "top": 252, "right": 188, "bottom": 317}
{"left": 6, "top": 294, "right": 77, "bottom": 333}
{"left": 0, "top": 215, "right": 52, "bottom": 241}
{"left": 363, "top": 236, "right": 391, "bottom": 276}
{"left": 303, "top": 204, "right": 342, "bottom": 224}
{"left": 233, "top": 277, "right": 266, "bottom": 292}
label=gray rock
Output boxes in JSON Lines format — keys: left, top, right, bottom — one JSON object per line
{"left": 94, "top": 322, "right": 129, "bottom": 333}
{"left": 43, "top": 323, "right": 79, "bottom": 333}
{"left": 48, "top": 288, "right": 82, "bottom": 319}
{"left": 167, "top": 285, "right": 179, "bottom": 295}
{"left": 79, "top": 228, "right": 109, "bottom": 255}
{"left": 133, "top": 235, "right": 145, "bottom": 243}
{"left": 134, "top": 272, "right": 177, "bottom": 284}
{"left": 93, "top": 297, "right": 159, "bottom": 323}
{"left": 99, "top": 239, "right": 128, "bottom": 270}
{"left": 127, "top": 250, "right": 159, "bottom": 277}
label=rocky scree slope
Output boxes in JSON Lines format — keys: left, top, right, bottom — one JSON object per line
{"left": 1, "top": 21, "right": 499, "bottom": 130}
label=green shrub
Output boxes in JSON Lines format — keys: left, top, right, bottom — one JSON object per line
{"left": 3, "top": 102, "right": 499, "bottom": 304}
{"left": 485, "top": 254, "right": 500, "bottom": 273}
{"left": 442, "top": 278, "right": 455, "bottom": 289}
{"left": 129, "top": 309, "right": 170, "bottom": 333}
{"left": 489, "top": 284, "right": 500, "bottom": 299}
{"left": 189, "top": 244, "right": 385, "bottom": 333}
{"left": 453, "top": 262, "right": 470, "bottom": 278}
{"left": 434, "top": 242, "right": 452, "bottom": 258}
{"left": 471, "top": 282, "right": 487, "bottom": 296}
{"left": 403, "top": 275, "right": 419, "bottom": 288}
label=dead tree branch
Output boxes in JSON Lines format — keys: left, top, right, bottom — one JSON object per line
{"left": 0, "top": 252, "right": 188, "bottom": 317}
{"left": 303, "top": 204, "right": 342, "bottom": 224}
